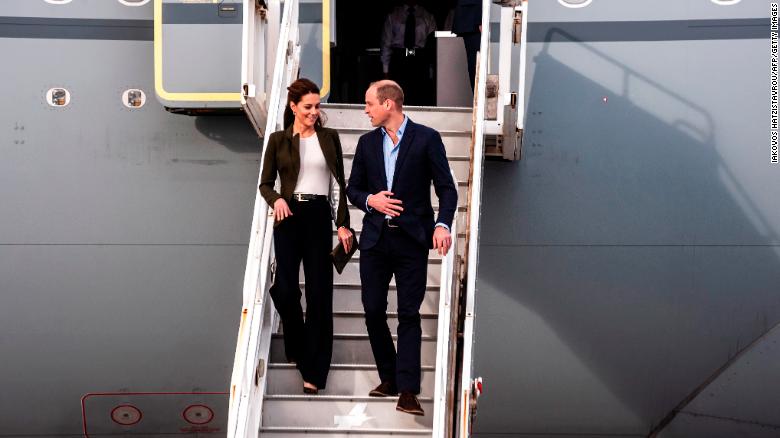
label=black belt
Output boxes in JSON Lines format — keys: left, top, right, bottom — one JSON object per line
{"left": 292, "top": 193, "right": 327, "bottom": 202}
{"left": 384, "top": 218, "right": 400, "bottom": 228}
{"left": 391, "top": 47, "right": 428, "bottom": 57}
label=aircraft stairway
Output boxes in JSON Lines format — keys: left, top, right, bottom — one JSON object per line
{"left": 256, "top": 104, "right": 471, "bottom": 438}
{"left": 227, "top": 0, "right": 528, "bottom": 436}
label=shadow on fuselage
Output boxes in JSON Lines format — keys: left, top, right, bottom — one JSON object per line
{"left": 474, "top": 27, "right": 780, "bottom": 437}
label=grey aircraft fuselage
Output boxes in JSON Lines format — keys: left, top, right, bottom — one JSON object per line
{"left": 0, "top": 0, "right": 776, "bottom": 437}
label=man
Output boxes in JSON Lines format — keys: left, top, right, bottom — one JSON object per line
{"left": 346, "top": 80, "right": 458, "bottom": 416}
{"left": 452, "top": 0, "right": 482, "bottom": 90}
{"left": 380, "top": 0, "right": 437, "bottom": 106}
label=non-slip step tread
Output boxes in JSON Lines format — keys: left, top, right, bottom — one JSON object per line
{"left": 310, "top": 283, "right": 440, "bottom": 292}
{"left": 321, "top": 103, "right": 471, "bottom": 112}
{"left": 272, "top": 333, "right": 437, "bottom": 341}
{"left": 264, "top": 395, "right": 434, "bottom": 402}
{"left": 268, "top": 363, "right": 436, "bottom": 371}
{"left": 259, "top": 426, "right": 434, "bottom": 434}
{"left": 331, "top": 311, "right": 438, "bottom": 318}
{"left": 342, "top": 153, "right": 471, "bottom": 162}
{"left": 349, "top": 205, "right": 467, "bottom": 212}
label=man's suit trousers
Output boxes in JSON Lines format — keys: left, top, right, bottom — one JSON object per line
{"left": 360, "top": 222, "right": 429, "bottom": 394}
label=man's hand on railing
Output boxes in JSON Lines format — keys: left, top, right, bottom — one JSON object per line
{"left": 273, "top": 198, "right": 293, "bottom": 221}
{"left": 433, "top": 226, "right": 452, "bottom": 256}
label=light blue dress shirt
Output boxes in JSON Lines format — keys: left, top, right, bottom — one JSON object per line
{"left": 366, "top": 116, "right": 449, "bottom": 232}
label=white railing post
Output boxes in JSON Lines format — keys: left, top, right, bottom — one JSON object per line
{"left": 516, "top": 0, "right": 528, "bottom": 133}
{"left": 432, "top": 170, "right": 459, "bottom": 437}
{"left": 457, "top": 0, "right": 491, "bottom": 437}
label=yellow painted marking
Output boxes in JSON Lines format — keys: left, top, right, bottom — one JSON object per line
{"left": 154, "top": 0, "right": 242, "bottom": 102}
{"left": 320, "top": 0, "right": 331, "bottom": 97}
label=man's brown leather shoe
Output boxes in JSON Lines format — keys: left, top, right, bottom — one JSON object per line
{"left": 368, "top": 381, "right": 398, "bottom": 397}
{"left": 396, "top": 392, "right": 424, "bottom": 416}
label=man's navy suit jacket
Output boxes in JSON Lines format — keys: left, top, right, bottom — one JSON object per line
{"left": 346, "top": 118, "right": 458, "bottom": 251}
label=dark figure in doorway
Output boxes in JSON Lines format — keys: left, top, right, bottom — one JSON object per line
{"left": 452, "top": 0, "right": 482, "bottom": 90}
{"left": 380, "top": 0, "right": 437, "bottom": 106}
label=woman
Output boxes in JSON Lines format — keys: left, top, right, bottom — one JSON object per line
{"left": 259, "top": 78, "right": 353, "bottom": 394}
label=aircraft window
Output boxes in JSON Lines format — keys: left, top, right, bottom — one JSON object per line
{"left": 118, "top": 0, "right": 151, "bottom": 6}
{"left": 122, "top": 89, "right": 147, "bottom": 108}
{"left": 558, "top": 0, "right": 593, "bottom": 8}
{"left": 710, "top": 0, "right": 741, "bottom": 5}
{"left": 44, "top": 0, "right": 73, "bottom": 4}
{"left": 46, "top": 88, "right": 71, "bottom": 107}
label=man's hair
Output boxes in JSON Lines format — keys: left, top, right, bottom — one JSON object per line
{"left": 370, "top": 80, "right": 404, "bottom": 109}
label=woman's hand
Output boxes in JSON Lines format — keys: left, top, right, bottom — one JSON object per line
{"left": 337, "top": 226, "right": 353, "bottom": 253}
{"left": 273, "top": 198, "right": 293, "bottom": 222}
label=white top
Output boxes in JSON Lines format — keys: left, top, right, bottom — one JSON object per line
{"left": 294, "top": 133, "right": 330, "bottom": 196}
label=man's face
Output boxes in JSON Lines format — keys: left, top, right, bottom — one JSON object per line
{"left": 364, "top": 87, "right": 390, "bottom": 127}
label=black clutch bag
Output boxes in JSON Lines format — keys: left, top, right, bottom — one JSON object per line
{"left": 331, "top": 227, "right": 358, "bottom": 274}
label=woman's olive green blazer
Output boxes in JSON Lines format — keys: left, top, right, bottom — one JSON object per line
{"left": 259, "top": 125, "right": 350, "bottom": 229}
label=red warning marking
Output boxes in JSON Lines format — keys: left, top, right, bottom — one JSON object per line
{"left": 182, "top": 404, "right": 215, "bottom": 425}
{"left": 81, "top": 391, "right": 228, "bottom": 438}
{"left": 110, "top": 405, "right": 142, "bottom": 426}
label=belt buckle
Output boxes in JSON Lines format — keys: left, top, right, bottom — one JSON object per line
{"left": 293, "top": 193, "right": 309, "bottom": 202}
{"left": 385, "top": 218, "right": 399, "bottom": 228}
{"left": 405, "top": 48, "right": 415, "bottom": 57}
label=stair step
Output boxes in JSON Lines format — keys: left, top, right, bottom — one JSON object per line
{"left": 347, "top": 209, "right": 468, "bottom": 249}
{"left": 346, "top": 212, "right": 468, "bottom": 237}
{"left": 284, "top": 312, "right": 438, "bottom": 337}
{"left": 322, "top": 103, "right": 472, "bottom": 132}
{"left": 261, "top": 396, "right": 434, "bottom": 429}
{"left": 333, "top": 229, "right": 466, "bottom": 240}
{"left": 328, "top": 236, "right": 465, "bottom": 269}
{"left": 336, "top": 129, "right": 471, "bottom": 158}
{"left": 333, "top": 312, "right": 438, "bottom": 336}
{"left": 315, "top": 252, "right": 443, "bottom": 285}
{"left": 305, "top": 283, "right": 439, "bottom": 292}
{"left": 259, "top": 426, "right": 432, "bottom": 438}
{"left": 266, "top": 364, "right": 435, "bottom": 396}
{"left": 343, "top": 156, "right": 470, "bottom": 182}
{"left": 270, "top": 334, "right": 437, "bottom": 365}
{"left": 331, "top": 287, "right": 439, "bottom": 314}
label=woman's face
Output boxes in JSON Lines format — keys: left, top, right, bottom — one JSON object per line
{"left": 290, "top": 92, "right": 321, "bottom": 129}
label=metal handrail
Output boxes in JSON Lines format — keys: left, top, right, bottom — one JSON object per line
{"left": 228, "top": 0, "right": 300, "bottom": 436}
{"left": 432, "top": 170, "right": 460, "bottom": 438}
{"left": 457, "top": 0, "right": 491, "bottom": 436}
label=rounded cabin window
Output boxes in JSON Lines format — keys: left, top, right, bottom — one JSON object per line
{"left": 558, "top": 0, "right": 593, "bottom": 8}
{"left": 118, "top": 0, "right": 151, "bottom": 6}
{"left": 44, "top": 0, "right": 73, "bottom": 4}
{"left": 710, "top": 0, "right": 741, "bottom": 5}
{"left": 122, "top": 89, "right": 147, "bottom": 108}
{"left": 46, "top": 88, "right": 71, "bottom": 107}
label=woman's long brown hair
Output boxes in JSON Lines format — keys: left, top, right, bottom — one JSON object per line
{"left": 283, "top": 78, "right": 325, "bottom": 129}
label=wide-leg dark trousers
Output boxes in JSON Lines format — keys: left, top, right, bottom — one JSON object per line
{"left": 360, "top": 224, "right": 429, "bottom": 394}
{"left": 269, "top": 198, "right": 333, "bottom": 389}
